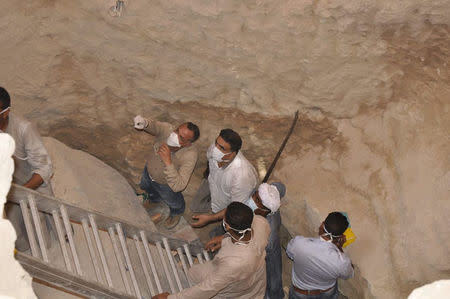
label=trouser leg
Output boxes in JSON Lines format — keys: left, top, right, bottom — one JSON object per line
{"left": 139, "top": 166, "right": 162, "bottom": 203}
{"left": 190, "top": 179, "right": 212, "bottom": 213}
{"left": 265, "top": 211, "right": 284, "bottom": 299}
{"left": 154, "top": 182, "right": 185, "bottom": 216}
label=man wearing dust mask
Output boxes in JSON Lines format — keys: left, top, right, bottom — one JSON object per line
{"left": 134, "top": 115, "right": 200, "bottom": 229}
{"left": 190, "top": 128, "right": 258, "bottom": 235}
{"left": 0, "top": 87, "right": 54, "bottom": 251}
{"left": 287, "top": 212, "right": 354, "bottom": 299}
{"left": 152, "top": 201, "right": 270, "bottom": 299}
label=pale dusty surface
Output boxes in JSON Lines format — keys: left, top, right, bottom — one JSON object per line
{"left": 0, "top": 134, "right": 36, "bottom": 299}
{"left": 0, "top": 0, "right": 449, "bottom": 298}
{"left": 407, "top": 280, "right": 450, "bottom": 299}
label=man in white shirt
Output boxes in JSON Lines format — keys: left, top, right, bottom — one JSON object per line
{"left": 286, "top": 212, "right": 354, "bottom": 299}
{"left": 0, "top": 87, "right": 54, "bottom": 251}
{"left": 190, "top": 129, "right": 258, "bottom": 235}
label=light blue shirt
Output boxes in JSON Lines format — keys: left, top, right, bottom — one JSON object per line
{"left": 286, "top": 236, "right": 354, "bottom": 290}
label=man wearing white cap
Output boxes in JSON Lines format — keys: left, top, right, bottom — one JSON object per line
{"left": 205, "top": 182, "right": 286, "bottom": 299}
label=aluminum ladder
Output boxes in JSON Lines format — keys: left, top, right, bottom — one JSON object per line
{"left": 7, "top": 184, "right": 210, "bottom": 298}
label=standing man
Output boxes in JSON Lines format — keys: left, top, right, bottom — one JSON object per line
{"left": 152, "top": 201, "right": 270, "bottom": 299}
{"left": 191, "top": 129, "right": 258, "bottom": 234}
{"left": 205, "top": 182, "right": 286, "bottom": 299}
{"left": 287, "top": 212, "right": 354, "bottom": 299}
{"left": 134, "top": 115, "right": 200, "bottom": 229}
{"left": 0, "top": 87, "right": 54, "bottom": 251}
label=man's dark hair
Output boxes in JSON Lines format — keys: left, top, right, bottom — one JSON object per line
{"left": 324, "top": 212, "right": 349, "bottom": 236}
{"left": 225, "top": 201, "right": 253, "bottom": 231}
{"left": 219, "top": 128, "right": 242, "bottom": 152}
{"left": 186, "top": 122, "right": 200, "bottom": 142}
{"left": 0, "top": 87, "right": 11, "bottom": 110}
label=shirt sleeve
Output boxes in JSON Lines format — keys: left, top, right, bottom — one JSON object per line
{"left": 23, "top": 123, "right": 53, "bottom": 184}
{"left": 163, "top": 149, "right": 198, "bottom": 192}
{"left": 143, "top": 118, "right": 173, "bottom": 137}
{"left": 338, "top": 256, "right": 354, "bottom": 279}
{"left": 286, "top": 237, "right": 299, "bottom": 261}
{"left": 168, "top": 257, "right": 238, "bottom": 299}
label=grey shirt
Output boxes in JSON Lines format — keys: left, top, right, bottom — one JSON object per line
{"left": 1, "top": 112, "right": 53, "bottom": 195}
{"left": 286, "top": 236, "right": 354, "bottom": 290}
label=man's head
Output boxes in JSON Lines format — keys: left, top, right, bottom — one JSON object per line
{"left": 0, "top": 87, "right": 11, "bottom": 125}
{"left": 253, "top": 182, "right": 286, "bottom": 215}
{"left": 213, "top": 128, "right": 242, "bottom": 162}
{"left": 319, "top": 212, "right": 349, "bottom": 247}
{"left": 224, "top": 201, "right": 253, "bottom": 232}
{"left": 173, "top": 122, "right": 200, "bottom": 148}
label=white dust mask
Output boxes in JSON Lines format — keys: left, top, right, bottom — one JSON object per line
{"left": 166, "top": 132, "right": 181, "bottom": 147}
{"left": 0, "top": 106, "right": 9, "bottom": 115}
{"left": 223, "top": 219, "right": 252, "bottom": 245}
{"left": 207, "top": 142, "right": 230, "bottom": 162}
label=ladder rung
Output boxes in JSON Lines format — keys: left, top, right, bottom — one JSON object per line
{"left": 52, "top": 209, "right": 73, "bottom": 272}
{"left": 89, "top": 214, "right": 113, "bottom": 288}
{"left": 133, "top": 235, "right": 156, "bottom": 296}
{"left": 156, "top": 241, "right": 176, "bottom": 293}
{"left": 163, "top": 238, "right": 183, "bottom": 292}
{"left": 183, "top": 244, "right": 194, "bottom": 267}
{"left": 108, "top": 226, "right": 132, "bottom": 295}
{"left": 60, "top": 205, "right": 82, "bottom": 276}
{"left": 176, "top": 247, "right": 192, "bottom": 287}
{"left": 28, "top": 195, "right": 49, "bottom": 263}
{"left": 19, "top": 200, "right": 39, "bottom": 258}
{"left": 81, "top": 218, "right": 103, "bottom": 283}
{"left": 140, "top": 231, "right": 163, "bottom": 294}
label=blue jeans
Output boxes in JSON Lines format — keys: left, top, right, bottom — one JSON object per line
{"left": 288, "top": 284, "right": 338, "bottom": 299}
{"left": 139, "top": 166, "right": 185, "bottom": 216}
{"left": 265, "top": 211, "right": 284, "bottom": 299}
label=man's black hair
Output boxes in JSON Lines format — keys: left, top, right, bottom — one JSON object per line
{"left": 225, "top": 201, "right": 253, "bottom": 231}
{"left": 219, "top": 128, "right": 242, "bottom": 152}
{"left": 186, "top": 122, "right": 200, "bottom": 142}
{"left": 324, "top": 212, "right": 349, "bottom": 236}
{"left": 0, "top": 87, "right": 11, "bottom": 110}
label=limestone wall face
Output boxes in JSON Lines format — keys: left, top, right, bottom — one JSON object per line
{"left": 0, "top": 1, "right": 448, "bottom": 298}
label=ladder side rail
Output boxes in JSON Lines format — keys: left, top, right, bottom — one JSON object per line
{"left": 89, "top": 214, "right": 113, "bottom": 287}
{"left": 108, "top": 227, "right": 132, "bottom": 295}
{"left": 19, "top": 199, "right": 39, "bottom": 258}
{"left": 16, "top": 251, "right": 135, "bottom": 299}
{"left": 60, "top": 205, "right": 83, "bottom": 276}
{"left": 52, "top": 209, "right": 73, "bottom": 272}
{"left": 81, "top": 218, "right": 103, "bottom": 283}
{"left": 163, "top": 238, "right": 183, "bottom": 292}
{"left": 28, "top": 195, "right": 49, "bottom": 263}
{"left": 116, "top": 223, "right": 141, "bottom": 298}
{"left": 133, "top": 235, "right": 156, "bottom": 296}
{"left": 140, "top": 231, "right": 163, "bottom": 293}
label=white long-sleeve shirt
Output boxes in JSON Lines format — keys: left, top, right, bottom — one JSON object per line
{"left": 207, "top": 151, "right": 258, "bottom": 213}
{"left": 1, "top": 112, "right": 53, "bottom": 195}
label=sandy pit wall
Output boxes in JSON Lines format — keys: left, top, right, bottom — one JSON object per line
{"left": 0, "top": 0, "right": 449, "bottom": 298}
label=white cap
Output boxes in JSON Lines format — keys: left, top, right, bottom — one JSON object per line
{"left": 258, "top": 183, "right": 280, "bottom": 213}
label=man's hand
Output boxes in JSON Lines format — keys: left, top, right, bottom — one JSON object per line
{"left": 134, "top": 115, "right": 148, "bottom": 130}
{"left": 158, "top": 144, "right": 172, "bottom": 166}
{"left": 205, "top": 235, "right": 225, "bottom": 253}
{"left": 152, "top": 292, "right": 169, "bottom": 299}
{"left": 191, "top": 214, "right": 213, "bottom": 228}
{"left": 23, "top": 173, "right": 44, "bottom": 190}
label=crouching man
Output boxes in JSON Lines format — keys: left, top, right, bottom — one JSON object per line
{"left": 134, "top": 115, "right": 200, "bottom": 229}
{"left": 152, "top": 201, "right": 270, "bottom": 299}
